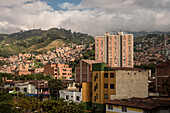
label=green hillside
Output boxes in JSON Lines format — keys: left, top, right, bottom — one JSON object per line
{"left": 0, "top": 28, "right": 94, "bottom": 57}
{"left": 134, "top": 33, "right": 170, "bottom": 52}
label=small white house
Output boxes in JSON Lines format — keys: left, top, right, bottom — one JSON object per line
{"left": 59, "top": 89, "right": 82, "bottom": 103}
{"left": 59, "top": 82, "right": 82, "bottom": 103}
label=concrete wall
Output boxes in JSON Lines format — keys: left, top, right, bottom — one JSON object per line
{"left": 111, "top": 70, "right": 148, "bottom": 100}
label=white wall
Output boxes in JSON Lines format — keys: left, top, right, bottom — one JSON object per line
{"left": 59, "top": 90, "right": 82, "bottom": 103}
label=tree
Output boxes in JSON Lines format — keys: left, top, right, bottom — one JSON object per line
{"left": 17, "top": 98, "right": 32, "bottom": 111}
{"left": 0, "top": 91, "right": 15, "bottom": 113}
{"left": 16, "top": 95, "right": 39, "bottom": 112}
{"left": 40, "top": 98, "right": 85, "bottom": 113}
{"left": 48, "top": 79, "right": 63, "bottom": 100}
{"left": 69, "top": 61, "right": 79, "bottom": 73}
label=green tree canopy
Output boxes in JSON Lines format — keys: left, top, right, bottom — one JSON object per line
{"left": 0, "top": 91, "right": 15, "bottom": 113}
{"left": 48, "top": 79, "right": 63, "bottom": 100}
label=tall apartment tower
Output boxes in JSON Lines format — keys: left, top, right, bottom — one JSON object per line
{"left": 95, "top": 32, "right": 134, "bottom": 68}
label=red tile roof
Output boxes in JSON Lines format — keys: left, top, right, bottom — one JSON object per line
{"left": 107, "top": 98, "right": 170, "bottom": 109}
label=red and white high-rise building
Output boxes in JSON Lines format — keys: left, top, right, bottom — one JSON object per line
{"left": 95, "top": 32, "right": 134, "bottom": 68}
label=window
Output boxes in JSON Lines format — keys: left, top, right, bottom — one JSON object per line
{"left": 66, "top": 95, "right": 69, "bottom": 100}
{"left": 110, "top": 73, "right": 115, "bottom": 78}
{"left": 94, "top": 84, "right": 98, "bottom": 91}
{"left": 110, "top": 84, "right": 114, "bottom": 89}
{"left": 96, "top": 84, "right": 98, "bottom": 89}
{"left": 104, "top": 94, "right": 108, "bottom": 99}
{"left": 96, "top": 73, "right": 98, "bottom": 79}
{"left": 96, "top": 94, "right": 98, "bottom": 99}
{"left": 24, "top": 88, "right": 27, "bottom": 93}
{"left": 76, "top": 96, "right": 80, "bottom": 101}
{"left": 108, "top": 104, "right": 113, "bottom": 110}
{"left": 104, "top": 73, "right": 108, "bottom": 78}
{"left": 94, "top": 96, "right": 96, "bottom": 101}
{"left": 16, "top": 87, "right": 20, "bottom": 91}
{"left": 104, "top": 84, "right": 108, "bottom": 88}
{"left": 129, "top": 46, "right": 131, "bottom": 52}
{"left": 122, "top": 106, "right": 127, "bottom": 112}
{"left": 94, "top": 73, "right": 98, "bottom": 81}
{"left": 129, "top": 61, "right": 131, "bottom": 65}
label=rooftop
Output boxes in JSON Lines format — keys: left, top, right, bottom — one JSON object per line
{"left": 82, "top": 59, "right": 103, "bottom": 65}
{"left": 156, "top": 61, "right": 170, "bottom": 68}
{"left": 108, "top": 67, "right": 142, "bottom": 71}
{"left": 107, "top": 98, "right": 170, "bottom": 109}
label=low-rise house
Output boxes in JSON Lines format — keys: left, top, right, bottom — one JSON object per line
{"left": 1, "top": 79, "right": 49, "bottom": 97}
{"left": 59, "top": 82, "right": 82, "bottom": 103}
{"left": 106, "top": 98, "right": 170, "bottom": 113}
{"left": 15, "top": 69, "right": 32, "bottom": 75}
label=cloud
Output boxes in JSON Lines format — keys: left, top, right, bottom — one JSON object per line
{"left": 58, "top": 2, "right": 75, "bottom": 10}
{"left": 0, "top": 0, "right": 170, "bottom": 35}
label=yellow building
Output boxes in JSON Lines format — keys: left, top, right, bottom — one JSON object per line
{"left": 106, "top": 104, "right": 143, "bottom": 113}
{"left": 82, "top": 63, "right": 149, "bottom": 113}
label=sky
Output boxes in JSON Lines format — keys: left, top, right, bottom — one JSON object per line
{"left": 0, "top": 0, "right": 170, "bottom": 35}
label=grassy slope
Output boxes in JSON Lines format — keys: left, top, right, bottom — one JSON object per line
{"left": 0, "top": 44, "right": 25, "bottom": 57}
{"left": 36, "top": 39, "right": 65, "bottom": 52}
{"left": 25, "top": 39, "right": 65, "bottom": 53}
{"left": 0, "top": 28, "right": 94, "bottom": 57}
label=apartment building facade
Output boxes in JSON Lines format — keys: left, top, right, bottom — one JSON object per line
{"left": 44, "top": 63, "right": 72, "bottom": 79}
{"left": 75, "top": 59, "right": 102, "bottom": 83}
{"left": 95, "top": 32, "right": 133, "bottom": 68}
{"left": 82, "top": 63, "right": 149, "bottom": 113}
